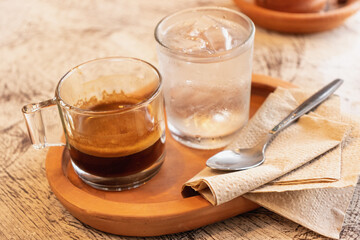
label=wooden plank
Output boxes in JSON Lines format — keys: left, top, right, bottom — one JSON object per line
{"left": 0, "top": 0, "right": 359, "bottom": 239}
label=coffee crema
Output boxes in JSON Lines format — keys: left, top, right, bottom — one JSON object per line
{"left": 67, "top": 96, "right": 165, "bottom": 177}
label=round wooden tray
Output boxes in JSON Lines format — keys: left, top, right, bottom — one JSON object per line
{"left": 45, "top": 74, "right": 294, "bottom": 237}
{"left": 234, "top": 0, "right": 360, "bottom": 33}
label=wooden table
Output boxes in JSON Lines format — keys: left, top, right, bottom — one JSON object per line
{"left": 1, "top": 0, "right": 359, "bottom": 239}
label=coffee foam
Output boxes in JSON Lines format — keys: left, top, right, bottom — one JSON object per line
{"left": 66, "top": 91, "right": 164, "bottom": 158}
{"left": 68, "top": 125, "right": 163, "bottom": 157}
{"left": 68, "top": 109, "right": 163, "bottom": 157}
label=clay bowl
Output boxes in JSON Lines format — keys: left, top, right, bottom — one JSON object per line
{"left": 255, "top": 0, "right": 327, "bottom": 13}
{"left": 234, "top": 0, "right": 360, "bottom": 33}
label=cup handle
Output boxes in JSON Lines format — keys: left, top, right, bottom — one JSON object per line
{"left": 22, "top": 98, "right": 65, "bottom": 149}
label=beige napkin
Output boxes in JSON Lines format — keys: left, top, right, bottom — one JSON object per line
{"left": 245, "top": 187, "right": 356, "bottom": 239}
{"left": 183, "top": 87, "right": 350, "bottom": 205}
{"left": 245, "top": 115, "right": 360, "bottom": 239}
{"left": 253, "top": 115, "right": 360, "bottom": 193}
{"left": 269, "top": 89, "right": 343, "bottom": 186}
{"left": 270, "top": 145, "right": 342, "bottom": 185}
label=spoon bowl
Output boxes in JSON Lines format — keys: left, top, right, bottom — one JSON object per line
{"left": 206, "top": 135, "right": 269, "bottom": 171}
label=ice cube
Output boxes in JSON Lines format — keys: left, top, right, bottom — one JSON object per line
{"left": 203, "top": 16, "right": 249, "bottom": 52}
{"left": 163, "top": 15, "right": 247, "bottom": 55}
{"left": 202, "top": 24, "right": 233, "bottom": 52}
{"left": 163, "top": 21, "right": 207, "bottom": 54}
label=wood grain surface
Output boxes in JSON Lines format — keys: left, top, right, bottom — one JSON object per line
{"left": 0, "top": 0, "right": 359, "bottom": 239}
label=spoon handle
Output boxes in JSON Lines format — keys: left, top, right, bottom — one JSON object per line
{"left": 270, "top": 79, "right": 343, "bottom": 134}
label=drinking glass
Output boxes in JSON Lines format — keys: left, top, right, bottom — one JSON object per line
{"left": 155, "top": 7, "right": 255, "bottom": 149}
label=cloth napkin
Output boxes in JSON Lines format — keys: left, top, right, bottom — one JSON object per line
{"left": 182, "top": 87, "right": 360, "bottom": 239}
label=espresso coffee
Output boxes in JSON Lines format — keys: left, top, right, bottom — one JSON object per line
{"left": 67, "top": 96, "right": 165, "bottom": 178}
{"left": 69, "top": 137, "right": 164, "bottom": 177}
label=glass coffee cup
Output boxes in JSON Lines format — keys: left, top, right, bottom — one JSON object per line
{"left": 22, "top": 57, "right": 166, "bottom": 191}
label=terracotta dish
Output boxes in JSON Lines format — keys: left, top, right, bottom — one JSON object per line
{"left": 45, "top": 74, "right": 294, "bottom": 237}
{"left": 234, "top": 0, "right": 360, "bottom": 33}
{"left": 255, "top": 0, "right": 327, "bottom": 13}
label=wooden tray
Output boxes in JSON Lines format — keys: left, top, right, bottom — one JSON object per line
{"left": 234, "top": 0, "right": 360, "bottom": 33}
{"left": 45, "top": 74, "right": 294, "bottom": 237}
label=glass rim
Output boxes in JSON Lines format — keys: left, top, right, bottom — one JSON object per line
{"left": 154, "top": 6, "right": 255, "bottom": 59}
{"left": 55, "top": 57, "right": 162, "bottom": 115}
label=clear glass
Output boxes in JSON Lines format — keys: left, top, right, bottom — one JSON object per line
{"left": 22, "top": 57, "right": 166, "bottom": 191}
{"left": 155, "top": 7, "right": 255, "bottom": 149}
